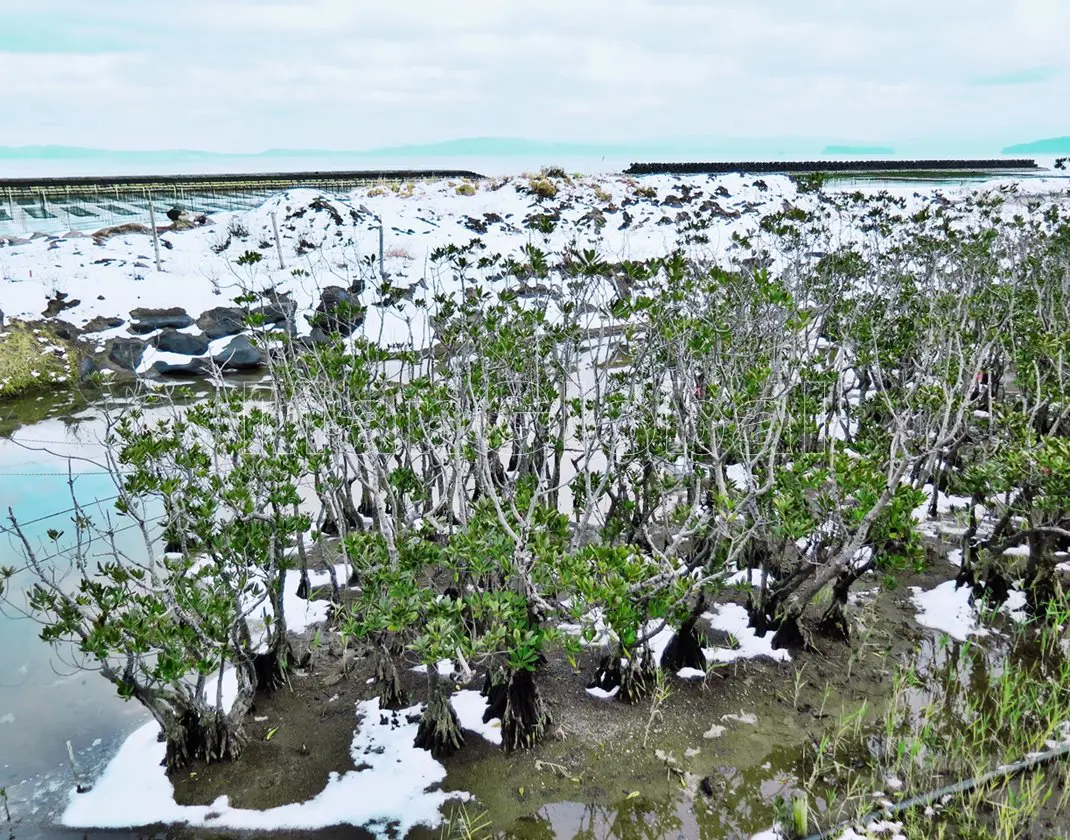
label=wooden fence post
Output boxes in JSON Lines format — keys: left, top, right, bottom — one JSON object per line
{"left": 148, "top": 198, "right": 162, "bottom": 272}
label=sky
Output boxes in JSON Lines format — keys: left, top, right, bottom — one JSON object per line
{"left": 1, "top": 0, "right": 1067, "bottom": 152}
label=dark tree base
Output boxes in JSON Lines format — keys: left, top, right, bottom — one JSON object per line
{"left": 482, "top": 668, "right": 509, "bottom": 723}
{"left": 771, "top": 617, "right": 813, "bottom": 652}
{"left": 253, "top": 644, "right": 293, "bottom": 693}
{"left": 414, "top": 688, "right": 464, "bottom": 758}
{"left": 375, "top": 650, "right": 408, "bottom": 711}
{"left": 163, "top": 709, "right": 245, "bottom": 773}
{"left": 661, "top": 597, "right": 707, "bottom": 671}
{"left": 588, "top": 655, "right": 622, "bottom": 693}
{"left": 501, "top": 669, "right": 551, "bottom": 751}
{"left": 817, "top": 600, "right": 850, "bottom": 643}
{"left": 619, "top": 647, "right": 654, "bottom": 704}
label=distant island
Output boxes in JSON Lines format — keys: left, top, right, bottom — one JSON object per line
{"left": 0, "top": 137, "right": 905, "bottom": 162}
{"left": 1002, "top": 137, "right": 1070, "bottom": 155}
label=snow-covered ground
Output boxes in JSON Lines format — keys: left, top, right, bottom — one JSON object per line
{"left": 2, "top": 171, "right": 1068, "bottom": 378}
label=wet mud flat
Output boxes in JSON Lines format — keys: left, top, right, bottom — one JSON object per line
{"left": 160, "top": 559, "right": 955, "bottom": 840}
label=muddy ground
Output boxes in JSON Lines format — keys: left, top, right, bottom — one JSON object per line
{"left": 162, "top": 555, "right": 960, "bottom": 840}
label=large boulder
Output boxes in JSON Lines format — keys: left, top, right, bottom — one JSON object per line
{"left": 212, "top": 335, "right": 263, "bottom": 370}
{"left": 197, "top": 306, "right": 247, "bottom": 340}
{"left": 151, "top": 358, "right": 208, "bottom": 377}
{"left": 82, "top": 316, "right": 125, "bottom": 333}
{"left": 152, "top": 329, "right": 210, "bottom": 356}
{"left": 310, "top": 286, "right": 365, "bottom": 337}
{"left": 106, "top": 338, "right": 145, "bottom": 371}
{"left": 129, "top": 307, "right": 193, "bottom": 334}
{"left": 252, "top": 298, "right": 297, "bottom": 331}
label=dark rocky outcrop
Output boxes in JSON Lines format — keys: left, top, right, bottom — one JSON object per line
{"left": 82, "top": 316, "right": 125, "bottom": 333}
{"left": 152, "top": 329, "right": 210, "bottom": 356}
{"left": 42, "top": 292, "right": 80, "bottom": 318}
{"left": 212, "top": 335, "right": 263, "bottom": 370}
{"left": 310, "top": 286, "right": 365, "bottom": 337}
{"left": 106, "top": 338, "right": 146, "bottom": 371}
{"left": 151, "top": 358, "right": 208, "bottom": 377}
{"left": 196, "top": 307, "right": 247, "bottom": 340}
{"left": 129, "top": 307, "right": 194, "bottom": 334}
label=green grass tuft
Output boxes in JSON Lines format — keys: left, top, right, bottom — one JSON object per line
{"left": 0, "top": 321, "right": 76, "bottom": 400}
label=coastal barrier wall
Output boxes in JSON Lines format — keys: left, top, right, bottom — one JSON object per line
{"left": 0, "top": 169, "right": 485, "bottom": 237}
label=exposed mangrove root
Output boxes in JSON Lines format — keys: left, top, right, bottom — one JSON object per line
{"left": 253, "top": 648, "right": 291, "bottom": 693}
{"left": 957, "top": 562, "right": 1012, "bottom": 609}
{"left": 375, "top": 646, "right": 408, "bottom": 711}
{"left": 746, "top": 590, "right": 779, "bottom": 636}
{"left": 295, "top": 568, "right": 311, "bottom": 600}
{"left": 661, "top": 596, "right": 707, "bottom": 671}
{"left": 414, "top": 671, "right": 464, "bottom": 758}
{"left": 771, "top": 616, "right": 811, "bottom": 652}
{"left": 619, "top": 646, "right": 654, "bottom": 704}
{"left": 817, "top": 599, "right": 850, "bottom": 643}
{"left": 500, "top": 668, "right": 551, "bottom": 751}
{"left": 163, "top": 709, "right": 246, "bottom": 773}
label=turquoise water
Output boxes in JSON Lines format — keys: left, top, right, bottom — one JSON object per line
{"left": 0, "top": 146, "right": 1063, "bottom": 181}
{"left": 0, "top": 420, "right": 154, "bottom": 835}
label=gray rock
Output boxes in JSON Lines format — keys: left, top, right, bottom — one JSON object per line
{"left": 212, "top": 335, "right": 263, "bottom": 370}
{"left": 129, "top": 307, "right": 193, "bottom": 334}
{"left": 310, "top": 286, "right": 365, "bottom": 337}
{"left": 252, "top": 298, "right": 297, "bottom": 330}
{"left": 82, "top": 316, "right": 125, "bottom": 333}
{"left": 43, "top": 292, "right": 80, "bottom": 318}
{"left": 152, "top": 329, "right": 210, "bottom": 356}
{"left": 151, "top": 359, "right": 208, "bottom": 377}
{"left": 106, "top": 338, "right": 145, "bottom": 371}
{"left": 77, "top": 356, "right": 99, "bottom": 382}
{"left": 305, "top": 326, "right": 335, "bottom": 346}
{"left": 196, "top": 306, "right": 247, "bottom": 339}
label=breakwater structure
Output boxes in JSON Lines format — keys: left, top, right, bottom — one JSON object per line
{"left": 0, "top": 168, "right": 485, "bottom": 237}
{"left": 624, "top": 159, "right": 1040, "bottom": 176}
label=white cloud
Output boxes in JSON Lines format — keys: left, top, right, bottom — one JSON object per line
{"left": 0, "top": 0, "right": 1066, "bottom": 151}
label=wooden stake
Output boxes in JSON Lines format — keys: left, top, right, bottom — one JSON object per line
{"left": 147, "top": 199, "right": 162, "bottom": 272}
{"left": 271, "top": 211, "right": 285, "bottom": 270}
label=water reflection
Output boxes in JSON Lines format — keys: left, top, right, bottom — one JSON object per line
{"left": 491, "top": 742, "right": 806, "bottom": 840}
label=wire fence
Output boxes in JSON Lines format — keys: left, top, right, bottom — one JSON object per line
{"left": 0, "top": 169, "right": 482, "bottom": 237}
{"left": 1, "top": 184, "right": 280, "bottom": 237}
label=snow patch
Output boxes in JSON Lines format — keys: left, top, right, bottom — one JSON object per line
{"left": 62, "top": 699, "right": 459, "bottom": 836}
{"left": 450, "top": 690, "right": 502, "bottom": 745}
{"left": 911, "top": 581, "right": 989, "bottom": 642}
{"left": 703, "top": 603, "right": 791, "bottom": 663}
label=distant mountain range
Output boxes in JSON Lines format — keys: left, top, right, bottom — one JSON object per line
{"left": 8, "top": 136, "right": 1066, "bottom": 164}
{"left": 1002, "top": 137, "right": 1070, "bottom": 155}
{"left": 0, "top": 137, "right": 905, "bottom": 161}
